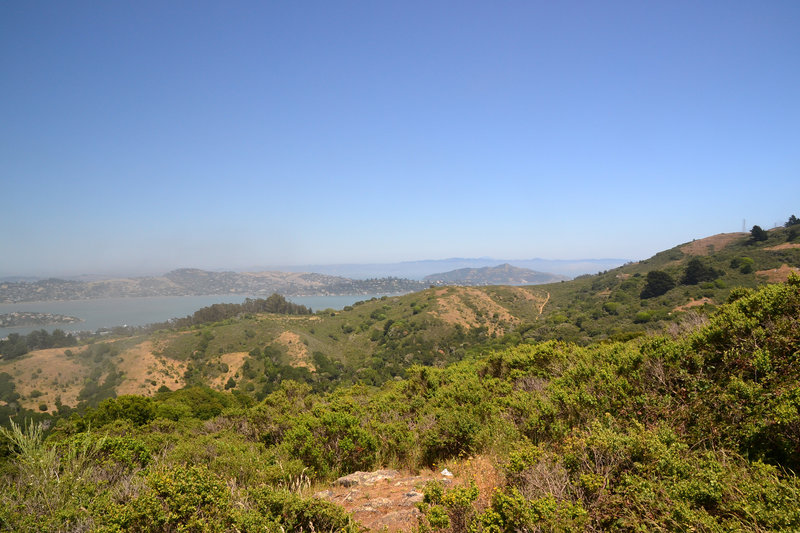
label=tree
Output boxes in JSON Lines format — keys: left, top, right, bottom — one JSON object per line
{"left": 640, "top": 270, "right": 676, "bottom": 299}
{"left": 785, "top": 215, "right": 799, "bottom": 227}
{"left": 750, "top": 225, "right": 768, "bottom": 242}
{"left": 681, "top": 258, "right": 720, "bottom": 285}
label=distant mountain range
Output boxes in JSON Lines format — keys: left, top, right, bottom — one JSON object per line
{"left": 0, "top": 263, "right": 571, "bottom": 303}
{"left": 253, "top": 257, "right": 628, "bottom": 279}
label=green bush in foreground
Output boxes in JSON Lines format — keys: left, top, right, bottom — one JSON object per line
{"left": 1, "top": 277, "right": 800, "bottom": 531}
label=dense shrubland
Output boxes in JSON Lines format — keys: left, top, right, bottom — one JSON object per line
{"left": 1, "top": 275, "right": 799, "bottom": 531}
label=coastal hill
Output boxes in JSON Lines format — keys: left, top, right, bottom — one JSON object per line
{"left": 2, "top": 222, "right": 798, "bottom": 415}
{"left": 0, "top": 264, "right": 569, "bottom": 304}
{"left": 0, "top": 269, "right": 429, "bottom": 303}
{"left": 423, "top": 263, "right": 568, "bottom": 285}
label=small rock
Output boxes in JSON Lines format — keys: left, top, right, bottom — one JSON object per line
{"left": 402, "top": 491, "right": 425, "bottom": 505}
{"left": 342, "top": 490, "right": 361, "bottom": 502}
{"left": 356, "top": 497, "right": 393, "bottom": 513}
{"left": 441, "top": 468, "right": 453, "bottom": 477}
{"left": 371, "top": 509, "right": 421, "bottom": 530}
{"left": 335, "top": 469, "right": 400, "bottom": 487}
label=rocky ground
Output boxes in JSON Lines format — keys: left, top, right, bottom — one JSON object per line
{"left": 315, "top": 469, "right": 453, "bottom": 532}
{"left": 315, "top": 457, "right": 502, "bottom": 532}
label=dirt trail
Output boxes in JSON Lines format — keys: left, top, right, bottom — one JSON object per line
{"left": 511, "top": 287, "right": 550, "bottom": 318}
{"left": 538, "top": 292, "right": 550, "bottom": 316}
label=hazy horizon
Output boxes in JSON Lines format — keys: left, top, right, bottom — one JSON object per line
{"left": 2, "top": 2, "right": 798, "bottom": 278}
{"left": 0, "top": 255, "right": 631, "bottom": 281}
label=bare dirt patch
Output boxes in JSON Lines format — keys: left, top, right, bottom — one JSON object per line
{"left": 756, "top": 264, "right": 800, "bottom": 283}
{"left": 681, "top": 233, "right": 745, "bottom": 256}
{"left": 116, "top": 341, "right": 186, "bottom": 396}
{"left": 431, "top": 288, "right": 518, "bottom": 335}
{"left": 315, "top": 456, "right": 502, "bottom": 532}
{"left": 673, "top": 298, "right": 713, "bottom": 312}
{"left": 1, "top": 347, "right": 87, "bottom": 412}
{"left": 209, "top": 352, "right": 249, "bottom": 389}
{"left": 766, "top": 243, "right": 800, "bottom": 251}
{"left": 275, "top": 331, "right": 314, "bottom": 369}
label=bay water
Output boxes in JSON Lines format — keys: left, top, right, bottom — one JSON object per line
{"left": 0, "top": 293, "right": 392, "bottom": 338}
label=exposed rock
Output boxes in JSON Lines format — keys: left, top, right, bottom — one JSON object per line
{"left": 335, "top": 469, "right": 399, "bottom": 487}
{"left": 318, "top": 469, "right": 442, "bottom": 532}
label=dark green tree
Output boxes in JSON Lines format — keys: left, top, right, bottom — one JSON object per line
{"left": 750, "top": 225, "right": 768, "bottom": 242}
{"left": 785, "top": 214, "right": 799, "bottom": 227}
{"left": 681, "top": 258, "right": 720, "bottom": 285}
{"left": 640, "top": 270, "right": 676, "bottom": 298}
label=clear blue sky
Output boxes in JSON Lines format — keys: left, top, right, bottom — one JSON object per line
{"left": 2, "top": 1, "right": 798, "bottom": 277}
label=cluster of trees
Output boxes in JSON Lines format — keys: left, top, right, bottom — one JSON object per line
{"left": 639, "top": 257, "right": 722, "bottom": 299}
{"left": 0, "top": 329, "right": 77, "bottom": 359}
{"left": 169, "top": 294, "right": 312, "bottom": 328}
{"left": 1, "top": 277, "right": 799, "bottom": 530}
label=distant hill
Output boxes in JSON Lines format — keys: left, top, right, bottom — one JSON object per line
{"left": 262, "top": 257, "right": 628, "bottom": 279}
{"left": 423, "top": 263, "right": 568, "bottom": 285}
{"left": 0, "top": 269, "right": 429, "bottom": 303}
{"left": 2, "top": 223, "right": 799, "bottom": 412}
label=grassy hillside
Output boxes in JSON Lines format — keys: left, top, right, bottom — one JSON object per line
{"left": 527, "top": 226, "right": 800, "bottom": 344}
{"left": 1, "top": 226, "right": 798, "bottom": 414}
{"left": 1, "top": 275, "right": 798, "bottom": 531}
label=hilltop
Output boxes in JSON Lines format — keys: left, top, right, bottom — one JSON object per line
{"left": 423, "top": 263, "right": 568, "bottom": 285}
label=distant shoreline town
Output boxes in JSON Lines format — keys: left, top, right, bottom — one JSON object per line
{"left": 0, "top": 265, "right": 567, "bottom": 304}
{"left": 0, "top": 311, "right": 82, "bottom": 328}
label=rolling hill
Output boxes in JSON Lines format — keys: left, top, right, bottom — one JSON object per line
{"left": 2, "top": 223, "right": 798, "bottom": 415}
{"left": 423, "top": 263, "right": 568, "bottom": 285}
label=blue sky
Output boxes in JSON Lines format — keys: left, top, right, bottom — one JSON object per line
{"left": 1, "top": 1, "right": 798, "bottom": 277}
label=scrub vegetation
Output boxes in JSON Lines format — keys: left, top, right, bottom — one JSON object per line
{"left": 1, "top": 217, "right": 799, "bottom": 531}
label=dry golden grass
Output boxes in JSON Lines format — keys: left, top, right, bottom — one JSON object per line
{"left": 116, "top": 341, "right": 186, "bottom": 396}
{"left": 680, "top": 233, "right": 744, "bottom": 256}
{"left": 765, "top": 243, "right": 800, "bottom": 251}
{"left": 673, "top": 297, "right": 714, "bottom": 312}
{"left": 0, "top": 346, "right": 87, "bottom": 412}
{"left": 209, "top": 351, "right": 249, "bottom": 389}
{"left": 431, "top": 288, "right": 519, "bottom": 335}
{"left": 275, "top": 331, "right": 314, "bottom": 369}
{"left": 756, "top": 263, "right": 800, "bottom": 282}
